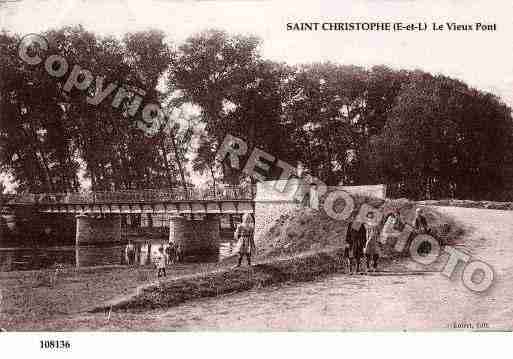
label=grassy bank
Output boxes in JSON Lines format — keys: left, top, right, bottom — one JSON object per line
{"left": 92, "top": 249, "right": 347, "bottom": 313}
{"left": 94, "top": 198, "right": 464, "bottom": 313}
{"left": 1, "top": 197, "right": 465, "bottom": 328}
{"left": 0, "top": 261, "right": 232, "bottom": 329}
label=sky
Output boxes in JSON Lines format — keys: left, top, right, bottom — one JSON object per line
{"left": 1, "top": 0, "right": 512, "bottom": 192}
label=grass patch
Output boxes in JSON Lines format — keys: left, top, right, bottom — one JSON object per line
{"left": 91, "top": 249, "right": 346, "bottom": 313}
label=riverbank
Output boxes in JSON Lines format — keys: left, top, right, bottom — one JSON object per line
{"left": 0, "top": 260, "right": 235, "bottom": 329}
{"left": 0, "top": 200, "right": 463, "bottom": 330}
{"left": 0, "top": 243, "right": 420, "bottom": 330}
{"left": 93, "top": 249, "right": 349, "bottom": 313}
{"left": 92, "top": 202, "right": 462, "bottom": 314}
{"left": 2, "top": 250, "right": 418, "bottom": 330}
{"left": 92, "top": 206, "right": 512, "bottom": 331}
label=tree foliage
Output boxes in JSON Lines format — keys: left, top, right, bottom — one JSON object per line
{"left": 1, "top": 26, "right": 513, "bottom": 200}
{"left": 1, "top": 26, "right": 187, "bottom": 192}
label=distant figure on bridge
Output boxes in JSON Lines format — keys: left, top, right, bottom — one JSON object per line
{"left": 234, "top": 213, "right": 256, "bottom": 267}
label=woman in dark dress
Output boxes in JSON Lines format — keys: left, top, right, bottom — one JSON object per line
{"left": 346, "top": 220, "right": 366, "bottom": 274}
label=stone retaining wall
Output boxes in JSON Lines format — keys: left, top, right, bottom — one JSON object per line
{"left": 254, "top": 181, "right": 386, "bottom": 242}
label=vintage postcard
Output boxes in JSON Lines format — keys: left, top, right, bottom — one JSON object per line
{"left": 0, "top": 0, "right": 512, "bottom": 351}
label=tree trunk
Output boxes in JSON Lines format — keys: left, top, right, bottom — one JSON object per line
{"left": 209, "top": 164, "right": 217, "bottom": 195}
{"left": 169, "top": 129, "right": 188, "bottom": 196}
{"left": 157, "top": 134, "right": 175, "bottom": 189}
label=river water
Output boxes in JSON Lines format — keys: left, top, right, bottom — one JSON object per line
{"left": 0, "top": 240, "right": 235, "bottom": 272}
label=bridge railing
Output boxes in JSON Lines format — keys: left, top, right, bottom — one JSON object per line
{"left": 7, "top": 185, "right": 255, "bottom": 205}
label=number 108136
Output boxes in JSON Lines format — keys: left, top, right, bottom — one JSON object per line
{"left": 40, "top": 340, "right": 71, "bottom": 350}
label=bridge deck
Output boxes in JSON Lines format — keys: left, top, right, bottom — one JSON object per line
{"left": 6, "top": 186, "right": 254, "bottom": 205}
{"left": 3, "top": 186, "right": 255, "bottom": 214}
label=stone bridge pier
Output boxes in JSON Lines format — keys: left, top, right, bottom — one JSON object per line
{"left": 75, "top": 214, "right": 122, "bottom": 245}
{"left": 169, "top": 214, "right": 220, "bottom": 258}
{"left": 75, "top": 213, "right": 225, "bottom": 259}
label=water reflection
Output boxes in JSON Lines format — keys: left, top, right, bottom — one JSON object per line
{"left": 0, "top": 240, "right": 234, "bottom": 272}
{"left": 0, "top": 247, "right": 75, "bottom": 271}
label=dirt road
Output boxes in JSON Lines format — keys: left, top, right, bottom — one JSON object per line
{"left": 23, "top": 206, "right": 512, "bottom": 331}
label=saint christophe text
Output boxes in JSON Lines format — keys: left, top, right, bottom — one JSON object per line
{"left": 286, "top": 22, "right": 497, "bottom": 32}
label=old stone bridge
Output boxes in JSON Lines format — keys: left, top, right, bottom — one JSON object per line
{"left": 1, "top": 181, "right": 386, "bottom": 259}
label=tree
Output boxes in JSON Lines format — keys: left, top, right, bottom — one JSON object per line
{"left": 281, "top": 63, "right": 368, "bottom": 185}
{"left": 367, "top": 72, "right": 513, "bottom": 200}
{"left": 0, "top": 31, "right": 78, "bottom": 192}
{"left": 1, "top": 26, "right": 191, "bottom": 193}
{"left": 169, "top": 29, "right": 264, "bottom": 184}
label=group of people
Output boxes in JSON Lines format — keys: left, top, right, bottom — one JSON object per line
{"left": 154, "top": 242, "right": 182, "bottom": 278}
{"left": 152, "top": 213, "right": 256, "bottom": 278}
{"left": 124, "top": 240, "right": 181, "bottom": 278}
{"left": 126, "top": 207, "right": 429, "bottom": 279}
{"left": 146, "top": 213, "right": 257, "bottom": 279}
{"left": 344, "top": 207, "right": 429, "bottom": 274}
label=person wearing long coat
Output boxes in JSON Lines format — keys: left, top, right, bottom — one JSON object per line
{"left": 234, "top": 213, "right": 256, "bottom": 267}
{"left": 345, "top": 220, "right": 366, "bottom": 274}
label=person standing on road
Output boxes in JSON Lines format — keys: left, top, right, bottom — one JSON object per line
{"left": 381, "top": 208, "right": 404, "bottom": 248}
{"left": 345, "top": 220, "right": 366, "bottom": 274}
{"left": 414, "top": 207, "right": 429, "bottom": 234}
{"left": 234, "top": 213, "right": 256, "bottom": 267}
{"left": 364, "top": 212, "right": 381, "bottom": 272}
{"left": 413, "top": 207, "right": 433, "bottom": 254}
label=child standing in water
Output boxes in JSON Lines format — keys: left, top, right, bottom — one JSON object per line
{"left": 155, "top": 246, "right": 167, "bottom": 278}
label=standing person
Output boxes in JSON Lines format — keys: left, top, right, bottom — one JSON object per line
{"left": 413, "top": 207, "right": 431, "bottom": 254}
{"left": 154, "top": 246, "right": 166, "bottom": 278}
{"left": 234, "top": 213, "right": 256, "bottom": 267}
{"left": 414, "top": 207, "right": 429, "bottom": 234}
{"left": 165, "top": 242, "right": 176, "bottom": 265}
{"left": 146, "top": 241, "right": 152, "bottom": 266}
{"left": 175, "top": 242, "right": 182, "bottom": 263}
{"left": 364, "top": 212, "right": 381, "bottom": 272}
{"left": 125, "top": 240, "right": 136, "bottom": 265}
{"left": 345, "top": 220, "right": 366, "bottom": 274}
{"left": 381, "top": 208, "right": 404, "bottom": 248}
